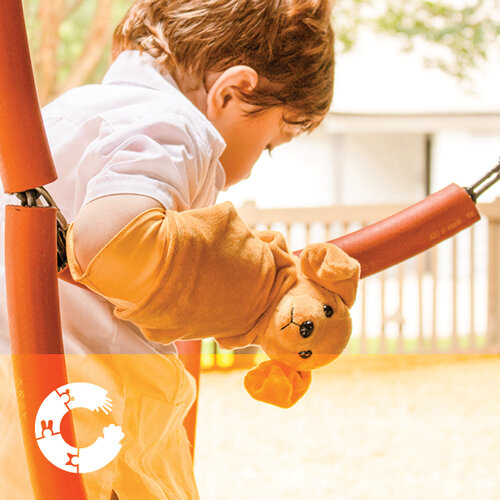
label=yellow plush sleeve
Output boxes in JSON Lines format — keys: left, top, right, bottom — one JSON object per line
{"left": 67, "top": 202, "right": 295, "bottom": 345}
{"left": 67, "top": 208, "right": 167, "bottom": 311}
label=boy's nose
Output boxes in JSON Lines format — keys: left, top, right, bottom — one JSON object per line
{"left": 300, "top": 321, "right": 314, "bottom": 338}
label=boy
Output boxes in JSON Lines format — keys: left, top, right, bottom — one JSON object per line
{"left": 0, "top": 0, "right": 334, "bottom": 498}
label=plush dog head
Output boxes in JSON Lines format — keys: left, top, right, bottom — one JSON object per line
{"left": 244, "top": 243, "right": 360, "bottom": 408}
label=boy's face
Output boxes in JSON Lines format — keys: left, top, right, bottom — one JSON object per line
{"left": 196, "top": 65, "right": 303, "bottom": 188}
{"left": 214, "top": 105, "right": 300, "bottom": 188}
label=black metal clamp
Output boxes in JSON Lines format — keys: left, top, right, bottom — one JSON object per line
{"left": 466, "top": 158, "right": 500, "bottom": 203}
{"left": 15, "top": 186, "right": 68, "bottom": 272}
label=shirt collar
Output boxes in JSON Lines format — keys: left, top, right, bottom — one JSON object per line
{"left": 102, "top": 50, "right": 180, "bottom": 91}
{"left": 215, "top": 159, "right": 227, "bottom": 191}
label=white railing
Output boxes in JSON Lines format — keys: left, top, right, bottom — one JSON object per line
{"left": 238, "top": 198, "right": 500, "bottom": 355}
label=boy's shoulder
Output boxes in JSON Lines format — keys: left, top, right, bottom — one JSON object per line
{"left": 43, "top": 51, "right": 223, "bottom": 152}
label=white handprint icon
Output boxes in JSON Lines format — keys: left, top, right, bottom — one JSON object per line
{"left": 35, "top": 383, "right": 125, "bottom": 473}
{"left": 61, "top": 382, "right": 114, "bottom": 414}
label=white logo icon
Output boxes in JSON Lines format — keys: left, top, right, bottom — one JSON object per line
{"left": 35, "top": 382, "right": 124, "bottom": 473}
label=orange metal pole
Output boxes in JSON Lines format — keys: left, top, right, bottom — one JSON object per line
{"left": 0, "top": 0, "right": 87, "bottom": 497}
{"left": 5, "top": 207, "right": 87, "bottom": 498}
{"left": 175, "top": 340, "right": 202, "bottom": 462}
{"left": 294, "top": 184, "right": 481, "bottom": 279}
{"left": 0, "top": 0, "right": 58, "bottom": 193}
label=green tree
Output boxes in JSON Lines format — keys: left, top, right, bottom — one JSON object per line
{"left": 24, "top": 0, "right": 133, "bottom": 104}
{"left": 334, "top": 0, "right": 500, "bottom": 80}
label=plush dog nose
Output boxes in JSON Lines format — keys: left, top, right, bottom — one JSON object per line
{"left": 300, "top": 320, "right": 314, "bottom": 338}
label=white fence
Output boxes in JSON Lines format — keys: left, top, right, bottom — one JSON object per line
{"left": 238, "top": 198, "right": 500, "bottom": 355}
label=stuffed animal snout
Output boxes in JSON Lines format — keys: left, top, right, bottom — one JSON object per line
{"left": 262, "top": 280, "right": 353, "bottom": 372}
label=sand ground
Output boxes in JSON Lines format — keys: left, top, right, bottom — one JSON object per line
{"left": 194, "top": 355, "right": 500, "bottom": 500}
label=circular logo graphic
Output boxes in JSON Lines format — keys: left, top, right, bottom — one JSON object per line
{"left": 35, "top": 382, "right": 124, "bottom": 473}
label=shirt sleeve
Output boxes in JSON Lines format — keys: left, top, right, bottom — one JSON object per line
{"left": 80, "top": 116, "right": 205, "bottom": 211}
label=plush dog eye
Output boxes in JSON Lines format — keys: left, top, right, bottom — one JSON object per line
{"left": 299, "top": 350, "right": 312, "bottom": 359}
{"left": 324, "top": 305, "right": 334, "bottom": 317}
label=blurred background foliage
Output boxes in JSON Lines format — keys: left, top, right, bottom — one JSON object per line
{"left": 335, "top": 0, "right": 500, "bottom": 80}
{"left": 24, "top": 0, "right": 134, "bottom": 104}
{"left": 23, "top": 0, "right": 500, "bottom": 106}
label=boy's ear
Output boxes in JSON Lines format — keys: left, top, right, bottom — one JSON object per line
{"left": 206, "top": 66, "right": 258, "bottom": 119}
{"left": 300, "top": 243, "right": 360, "bottom": 308}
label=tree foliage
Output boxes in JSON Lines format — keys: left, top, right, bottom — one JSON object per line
{"left": 24, "top": 0, "right": 133, "bottom": 104}
{"left": 22, "top": 0, "right": 500, "bottom": 105}
{"left": 334, "top": 0, "right": 500, "bottom": 80}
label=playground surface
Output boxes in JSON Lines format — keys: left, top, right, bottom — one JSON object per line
{"left": 195, "top": 354, "right": 500, "bottom": 500}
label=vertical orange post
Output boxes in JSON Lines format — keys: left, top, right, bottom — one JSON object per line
{"left": 5, "top": 207, "right": 87, "bottom": 499}
{"left": 175, "top": 340, "right": 202, "bottom": 462}
{"left": 0, "top": 0, "right": 58, "bottom": 191}
{"left": 0, "top": 0, "right": 88, "bottom": 498}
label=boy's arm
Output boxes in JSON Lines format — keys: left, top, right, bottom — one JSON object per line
{"left": 67, "top": 199, "right": 295, "bottom": 344}
{"left": 72, "top": 194, "right": 163, "bottom": 271}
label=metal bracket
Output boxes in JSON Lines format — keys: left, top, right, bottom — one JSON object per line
{"left": 466, "top": 158, "right": 500, "bottom": 203}
{"left": 15, "top": 186, "right": 68, "bottom": 272}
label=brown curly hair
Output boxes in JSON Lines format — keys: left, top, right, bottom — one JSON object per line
{"left": 112, "top": 0, "right": 334, "bottom": 132}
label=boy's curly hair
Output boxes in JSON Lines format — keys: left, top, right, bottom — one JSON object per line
{"left": 112, "top": 0, "right": 334, "bottom": 132}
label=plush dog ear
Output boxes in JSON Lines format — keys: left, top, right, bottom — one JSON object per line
{"left": 300, "top": 243, "right": 360, "bottom": 308}
{"left": 244, "top": 360, "right": 311, "bottom": 409}
{"left": 254, "top": 230, "right": 295, "bottom": 270}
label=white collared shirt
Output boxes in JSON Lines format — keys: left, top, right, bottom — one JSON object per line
{"left": 42, "top": 49, "right": 227, "bottom": 222}
{"left": 0, "top": 50, "right": 227, "bottom": 355}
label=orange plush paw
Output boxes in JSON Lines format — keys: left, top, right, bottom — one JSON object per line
{"left": 244, "top": 360, "right": 311, "bottom": 409}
